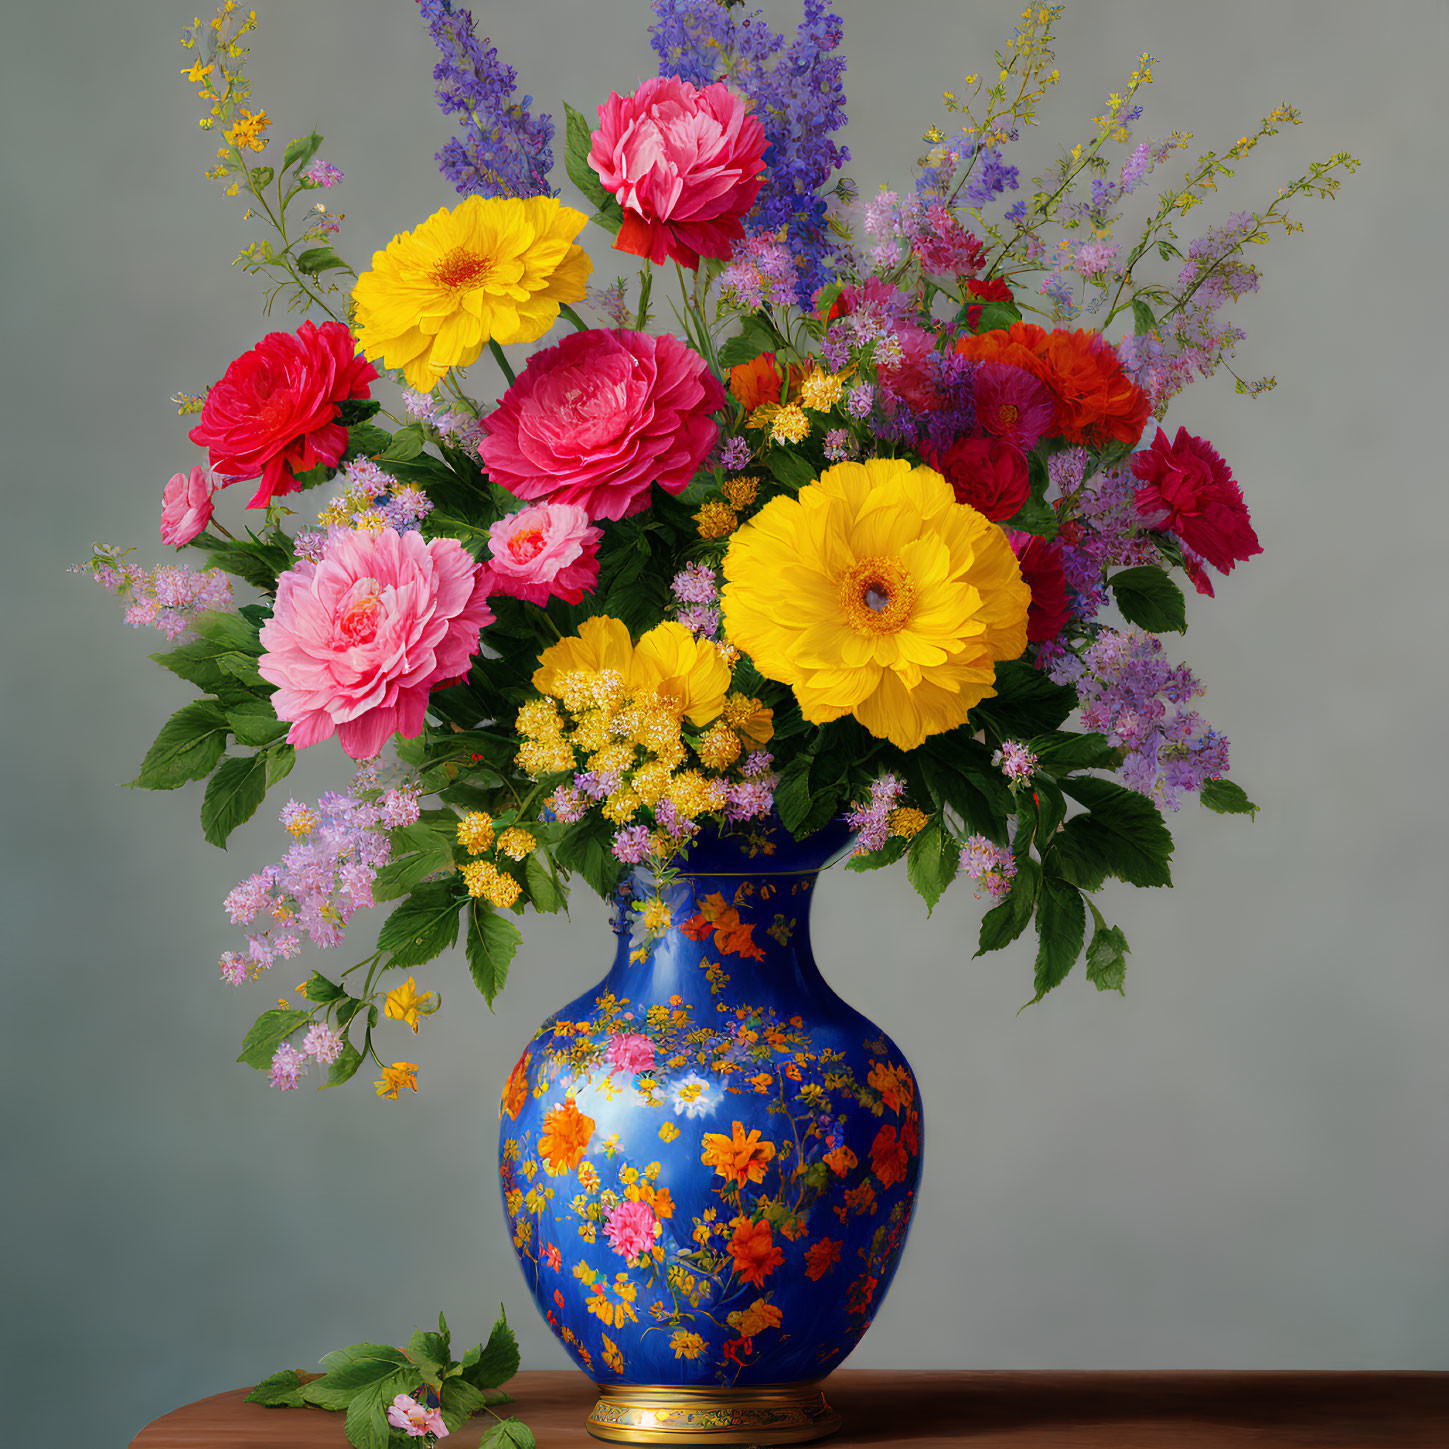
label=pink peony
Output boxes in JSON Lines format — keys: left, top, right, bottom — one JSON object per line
{"left": 258, "top": 527, "right": 493, "bottom": 760}
{"left": 973, "top": 363, "right": 1056, "bottom": 453}
{"left": 605, "top": 1032, "right": 657, "bottom": 1076}
{"left": 387, "top": 1394, "right": 448, "bottom": 1439}
{"left": 479, "top": 328, "right": 724, "bottom": 522}
{"left": 589, "top": 77, "right": 768, "bottom": 268}
{"left": 188, "top": 320, "right": 376, "bottom": 509}
{"left": 160, "top": 465, "right": 220, "bottom": 546}
{"left": 604, "top": 1198, "right": 661, "bottom": 1262}
{"left": 483, "top": 502, "right": 602, "bottom": 607}
{"left": 1131, "top": 426, "right": 1262, "bottom": 595}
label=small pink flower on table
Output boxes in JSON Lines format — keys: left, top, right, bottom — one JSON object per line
{"left": 387, "top": 1392, "right": 448, "bottom": 1439}
{"left": 160, "top": 465, "right": 219, "bottom": 546}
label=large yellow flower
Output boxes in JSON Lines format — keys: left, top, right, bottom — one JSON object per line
{"left": 720, "top": 458, "right": 1030, "bottom": 750}
{"left": 532, "top": 617, "right": 731, "bottom": 727}
{"left": 352, "top": 195, "right": 591, "bottom": 392}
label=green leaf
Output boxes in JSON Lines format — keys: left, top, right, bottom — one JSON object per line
{"left": 128, "top": 700, "right": 230, "bottom": 790}
{"left": 717, "top": 315, "right": 782, "bottom": 369}
{"left": 773, "top": 757, "right": 814, "bottom": 835}
{"left": 346, "top": 422, "right": 393, "bottom": 459}
{"left": 296, "top": 245, "right": 347, "bottom": 276}
{"left": 374, "top": 848, "right": 455, "bottom": 903}
{"left": 245, "top": 1369, "right": 307, "bottom": 1408}
{"left": 844, "top": 835, "right": 908, "bottom": 873}
{"left": 563, "top": 101, "right": 622, "bottom": 227}
{"left": 227, "top": 701, "right": 288, "bottom": 748}
{"left": 406, "top": 1329, "right": 450, "bottom": 1376}
{"left": 264, "top": 743, "right": 295, "bottom": 789}
{"left": 1027, "top": 731, "right": 1118, "bottom": 774}
{"left": 342, "top": 1382, "right": 400, "bottom": 1449}
{"left": 1110, "top": 565, "right": 1187, "bottom": 633}
{"left": 283, "top": 130, "right": 323, "bottom": 171}
{"left": 1085, "top": 902, "right": 1130, "bottom": 993}
{"left": 1001, "top": 490, "right": 1057, "bottom": 539}
{"left": 185, "top": 531, "right": 294, "bottom": 592}
{"left": 201, "top": 753, "right": 269, "bottom": 847}
{"left": 1057, "top": 777, "right": 1175, "bottom": 888}
{"left": 905, "top": 820, "right": 958, "bottom": 915}
{"left": 969, "top": 659, "right": 1079, "bottom": 740}
{"left": 379, "top": 424, "right": 426, "bottom": 463}
{"left": 466, "top": 900, "right": 523, "bottom": 1006}
{"left": 967, "top": 298, "right": 1023, "bottom": 333}
{"left": 1200, "top": 778, "right": 1260, "bottom": 818}
{"left": 304, "top": 972, "right": 342, "bottom": 1003}
{"left": 217, "top": 651, "right": 269, "bottom": 689}
{"left": 764, "top": 448, "right": 818, "bottom": 493}
{"left": 237, "top": 1008, "right": 311, "bottom": 1069}
{"left": 976, "top": 856, "right": 1041, "bottom": 956}
{"left": 483, "top": 1421, "right": 537, "bottom": 1449}
{"left": 523, "top": 854, "right": 565, "bottom": 914}
{"left": 313, "top": 1342, "right": 414, "bottom": 1392}
{"left": 1029, "top": 875, "right": 1086, "bottom": 1003}
{"left": 463, "top": 1306, "right": 520, "bottom": 1391}
{"left": 1033, "top": 776, "right": 1067, "bottom": 844}
{"left": 377, "top": 880, "right": 462, "bottom": 968}
{"left": 439, "top": 1377, "right": 487, "bottom": 1431}
{"left": 325, "top": 1040, "right": 364, "bottom": 1087}
{"left": 192, "top": 610, "right": 263, "bottom": 653}
{"left": 1132, "top": 297, "right": 1158, "bottom": 335}
{"left": 555, "top": 814, "right": 623, "bottom": 899}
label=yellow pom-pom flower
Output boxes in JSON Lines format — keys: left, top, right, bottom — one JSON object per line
{"left": 461, "top": 860, "right": 522, "bottom": 908}
{"left": 889, "top": 806, "right": 929, "bottom": 839}
{"left": 696, "top": 723, "right": 742, "bottom": 770}
{"left": 721, "top": 459, "right": 1030, "bottom": 751}
{"left": 456, "top": 812, "right": 495, "bottom": 855}
{"left": 496, "top": 827, "right": 536, "bottom": 861}
{"left": 352, "top": 195, "right": 592, "bottom": 393}
{"left": 694, "top": 500, "right": 738, "bottom": 539}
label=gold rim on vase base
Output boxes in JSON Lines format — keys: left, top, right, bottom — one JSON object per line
{"left": 586, "top": 1382, "right": 843, "bottom": 1445}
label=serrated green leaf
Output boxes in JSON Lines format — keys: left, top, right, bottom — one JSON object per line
{"left": 1058, "top": 777, "right": 1175, "bottom": 888}
{"left": 346, "top": 423, "right": 393, "bottom": 459}
{"left": 1200, "top": 778, "right": 1259, "bottom": 817}
{"left": 379, "top": 423, "right": 426, "bottom": 463}
{"left": 563, "top": 101, "right": 623, "bottom": 231}
{"left": 466, "top": 900, "right": 522, "bottom": 1006}
{"left": 227, "top": 701, "right": 288, "bottom": 748}
{"left": 523, "top": 854, "right": 565, "bottom": 914}
{"left": 716, "top": 315, "right": 781, "bottom": 370}
{"left": 976, "top": 855, "right": 1041, "bottom": 955}
{"left": 484, "top": 1420, "right": 537, "bottom": 1449}
{"left": 773, "top": 757, "right": 814, "bottom": 835}
{"left": 1028, "top": 731, "right": 1118, "bottom": 774}
{"left": 1033, "top": 776, "right": 1067, "bottom": 844}
{"left": 1029, "top": 876, "right": 1086, "bottom": 1002}
{"left": 764, "top": 447, "right": 817, "bottom": 492}
{"left": 555, "top": 814, "right": 623, "bottom": 899}
{"left": 324, "top": 1040, "right": 363, "bottom": 1087}
{"left": 373, "top": 848, "right": 455, "bottom": 903}
{"left": 128, "top": 700, "right": 230, "bottom": 790}
{"left": 407, "top": 1329, "right": 450, "bottom": 1375}
{"left": 378, "top": 880, "right": 461, "bottom": 967}
{"left": 304, "top": 972, "right": 342, "bottom": 1003}
{"left": 967, "top": 298, "right": 1023, "bottom": 333}
{"left": 237, "top": 1008, "right": 311, "bottom": 1069}
{"left": 969, "top": 660, "right": 1078, "bottom": 740}
{"left": 1085, "top": 902, "right": 1130, "bottom": 993}
{"left": 245, "top": 1369, "right": 307, "bottom": 1407}
{"left": 201, "top": 753, "right": 269, "bottom": 847}
{"left": 264, "top": 743, "right": 294, "bottom": 789}
{"left": 905, "top": 820, "right": 958, "bottom": 915}
{"left": 1109, "top": 565, "right": 1187, "bottom": 633}
{"left": 217, "top": 651, "right": 269, "bottom": 689}
{"left": 342, "top": 1381, "right": 400, "bottom": 1449}
{"left": 463, "top": 1306, "right": 520, "bottom": 1391}
{"left": 844, "top": 835, "right": 907, "bottom": 872}
{"left": 439, "top": 1377, "right": 487, "bottom": 1431}
{"left": 192, "top": 611, "right": 263, "bottom": 653}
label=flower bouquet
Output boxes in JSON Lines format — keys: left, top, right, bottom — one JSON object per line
{"left": 82, "top": 0, "right": 1355, "bottom": 1443}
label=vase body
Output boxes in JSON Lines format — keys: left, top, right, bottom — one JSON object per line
{"left": 497, "top": 819, "right": 923, "bottom": 1443}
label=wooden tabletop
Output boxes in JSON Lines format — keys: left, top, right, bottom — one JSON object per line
{"left": 129, "top": 1369, "right": 1449, "bottom": 1448}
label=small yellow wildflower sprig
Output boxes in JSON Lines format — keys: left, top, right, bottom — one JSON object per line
{"left": 180, "top": 3, "right": 355, "bottom": 321}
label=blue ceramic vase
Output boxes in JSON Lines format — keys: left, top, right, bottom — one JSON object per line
{"left": 498, "top": 817, "right": 923, "bottom": 1443}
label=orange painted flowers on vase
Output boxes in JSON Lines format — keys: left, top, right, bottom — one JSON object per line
{"left": 700, "top": 1121, "right": 777, "bottom": 1191}
{"left": 538, "top": 1096, "right": 595, "bottom": 1176}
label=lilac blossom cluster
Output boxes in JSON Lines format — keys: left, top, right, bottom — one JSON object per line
{"left": 724, "top": 751, "right": 776, "bottom": 822}
{"left": 959, "top": 835, "right": 1018, "bottom": 898}
{"left": 1047, "top": 629, "right": 1229, "bottom": 810}
{"left": 862, "top": 189, "right": 986, "bottom": 277}
{"left": 79, "top": 546, "right": 233, "bottom": 640}
{"left": 670, "top": 562, "right": 719, "bottom": 638}
{"left": 219, "top": 783, "right": 421, "bottom": 984}
{"left": 719, "top": 436, "right": 753, "bottom": 471}
{"left": 993, "top": 741, "right": 1038, "bottom": 783}
{"left": 651, "top": 0, "right": 851, "bottom": 299}
{"left": 417, "top": 0, "right": 556, "bottom": 200}
{"left": 915, "top": 128, "right": 1021, "bottom": 211}
{"left": 845, "top": 774, "right": 904, "bottom": 854}
{"left": 268, "top": 1021, "right": 346, "bottom": 1091}
{"left": 400, "top": 391, "right": 486, "bottom": 451}
{"left": 587, "top": 277, "right": 632, "bottom": 329}
{"left": 300, "top": 158, "right": 341, "bottom": 189}
{"left": 719, "top": 231, "right": 802, "bottom": 310}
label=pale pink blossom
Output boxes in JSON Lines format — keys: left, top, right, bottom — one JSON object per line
{"left": 482, "top": 502, "right": 602, "bottom": 607}
{"left": 604, "top": 1198, "right": 661, "bottom": 1261}
{"left": 258, "top": 528, "right": 493, "bottom": 760}
{"left": 160, "top": 465, "right": 220, "bottom": 546}
{"left": 605, "top": 1032, "right": 657, "bottom": 1076}
{"left": 387, "top": 1394, "right": 448, "bottom": 1439}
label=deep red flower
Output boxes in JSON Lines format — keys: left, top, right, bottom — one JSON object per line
{"left": 964, "top": 276, "right": 1015, "bottom": 329}
{"left": 188, "top": 321, "right": 375, "bottom": 509}
{"left": 1131, "top": 426, "right": 1262, "bottom": 594}
{"left": 1008, "top": 530, "right": 1072, "bottom": 643}
{"left": 921, "top": 436, "right": 1030, "bottom": 522}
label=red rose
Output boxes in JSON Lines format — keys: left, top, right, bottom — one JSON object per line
{"left": 1131, "top": 426, "right": 1262, "bottom": 594}
{"left": 1008, "top": 530, "right": 1072, "bottom": 643}
{"left": 964, "top": 276, "right": 1015, "bottom": 329}
{"left": 921, "top": 436, "right": 1030, "bottom": 522}
{"left": 189, "top": 320, "right": 376, "bottom": 509}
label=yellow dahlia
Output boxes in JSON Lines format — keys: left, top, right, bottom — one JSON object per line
{"left": 532, "top": 617, "right": 731, "bottom": 728}
{"left": 720, "top": 458, "right": 1030, "bottom": 751}
{"left": 352, "top": 195, "right": 591, "bottom": 392}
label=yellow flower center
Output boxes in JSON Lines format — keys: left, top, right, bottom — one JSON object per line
{"left": 432, "top": 246, "right": 495, "bottom": 291}
{"left": 337, "top": 577, "right": 383, "bottom": 644}
{"left": 997, "top": 402, "right": 1020, "bottom": 424}
{"left": 840, "top": 555, "right": 916, "bottom": 636}
{"left": 508, "top": 526, "right": 547, "bottom": 563}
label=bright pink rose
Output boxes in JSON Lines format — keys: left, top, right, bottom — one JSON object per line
{"left": 160, "top": 465, "right": 219, "bottom": 546}
{"left": 1008, "top": 530, "right": 1072, "bottom": 643}
{"left": 879, "top": 322, "right": 943, "bottom": 414}
{"left": 921, "top": 436, "right": 1030, "bottom": 523}
{"left": 1131, "top": 425, "right": 1262, "bottom": 595}
{"left": 258, "top": 527, "right": 493, "bottom": 759}
{"left": 483, "top": 503, "right": 602, "bottom": 607}
{"left": 605, "top": 1032, "right": 657, "bottom": 1076}
{"left": 387, "top": 1394, "right": 448, "bottom": 1439}
{"left": 189, "top": 320, "right": 376, "bottom": 509}
{"left": 589, "top": 77, "right": 768, "bottom": 268}
{"left": 604, "top": 1198, "right": 661, "bottom": 1262}
{"left": 973, "top": 363, "right": 1056, "bottom": 453}
{"left": 479, "top": 328, "right": 724, "bottom": 521}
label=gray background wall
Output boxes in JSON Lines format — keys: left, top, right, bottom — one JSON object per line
{"left": 3, "top": 1, "right": 1447, "bottom": 1444}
